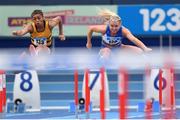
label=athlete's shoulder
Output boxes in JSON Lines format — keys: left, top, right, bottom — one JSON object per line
{"left": 121, "top": 26, "right": 131, "bottom": 37}
{"left": 122, "top": 26, "right": 130, "bottom": 32}
{"left": 121, "top": 25, "right": 126, "bottom": 29}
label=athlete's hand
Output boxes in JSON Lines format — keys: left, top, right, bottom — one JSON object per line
{"left": 86, "top": 42, "right": 92, "bottom": 49}
{"left": 59, "top": 34, "right": 65, "bottom": 41}
{"left": 12, "top": 31, "right": 19, "bottom": 36}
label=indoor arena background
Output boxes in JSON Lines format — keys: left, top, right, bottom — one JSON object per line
{"left": 0, "top": 0, "right": 180, "bottom": 119}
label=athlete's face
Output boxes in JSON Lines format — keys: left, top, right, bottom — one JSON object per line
{"left": 32, "top": 14, "right": 44, "bottom": 26}
{"left": 109, "top": 20, "right": 121, "bottom": 34}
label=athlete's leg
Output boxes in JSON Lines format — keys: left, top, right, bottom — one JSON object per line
{"left": 29, "top": 44, "right": 51, "bottom": 56}
{"left": 29, "top": 44, "right": 37, "bottom": 56}
{"left": 99, "top": 47, "right": 111, "bottom": 59}
{"left": 36, "top": 45, "right": 51, "bottom": 56}
{"left": 121, "top": 44, "right": 143, "bottom": 54}
{"left": 19, "top": 51, "right": 28, "bottom": 58}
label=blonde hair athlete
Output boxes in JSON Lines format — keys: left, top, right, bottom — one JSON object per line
{"left": 86, "top": 9, "right": 152, "bottom": 58}
{"left": 12, "top": 9, "right": 65, "bottom": 56}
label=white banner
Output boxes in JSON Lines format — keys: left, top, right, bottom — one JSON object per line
{"left": 0, "top": 5, "right": 117, "bottom": 36}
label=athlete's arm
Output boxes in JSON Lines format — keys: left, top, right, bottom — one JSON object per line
{"left": 49, "top": 16, "right": 65, "bottom": 40}
{"left": 86, "top": 25, "right": 106, "bottom": 48}
{"left": 12, "top": 24, "right": 32, "bottom": 36}
{"left": 122, "top": 27, "right": 152, "bottom": 52}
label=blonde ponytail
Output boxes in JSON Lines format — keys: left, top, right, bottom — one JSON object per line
{"left": 97, "top": 8, "right": 121, "bottom": 23}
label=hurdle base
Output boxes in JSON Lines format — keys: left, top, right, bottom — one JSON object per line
{"left": 6, "top": 101, "right": 39, "bottom": 113}
{"left": 93, "top": 107, "right": 110, "bottom": 111}
{"left": 26, "top": 108, "right": 41, "bottom": 112}
{"left": 138, "top": 101, "right": 160, "bottom": 112}
{"left": 69, "top": 102, "right": 92, "bottom": 113}
{"left": 6, "top": 102, "right": 15, "bottom": 113}
{"left": 16, "top": 103, "right": 25, "bottom": 113}
{"left": 161, "top": 106, "right": 176, "bottom": 111}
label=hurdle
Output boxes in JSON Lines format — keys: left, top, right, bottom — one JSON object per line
{"left": 100, "top": 67, "right": 105, "bottom": 119}
{"left": 164, "top": 65, "right": 176, "bottom": 119}
{"left": 159, "top": 69, "right": 163, "bottom": 109}
{"left": 160, "top": 65, "right": 176, "bottom": 111}
{"left": 170, "top": 67, "right": 175, "bottom": 109}
{"left": 0, "top": 72, "right": 3, "bottom": 113}
{"left": 74, "top": 70, "right": 78, "bottom": 119}
{"left": 118, "top": 67, "right": 128, "bottom": 119}
{"left": 0, "top": 70, "right": 6, "bottom": 113}
{"left": 72, "top": 67, "right": 107, "bottom": 119}
{"left": 3, "top": 71, "right": 6, "bottom": 108}
{"left": 85, "top": 69, "right": 90, "bottom": 119}
{"left": 142, "top": 63, "right": 176, "bottom": 119}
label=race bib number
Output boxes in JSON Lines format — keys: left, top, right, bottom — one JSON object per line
{"left": 34, "top": 37, "right": 47, "bottom": 46}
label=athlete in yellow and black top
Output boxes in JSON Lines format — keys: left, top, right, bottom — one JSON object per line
{"left": 12, "top": 9, "right": 65, "bottom": 56}
{"left": 31, "top": 20, "right": 52, "bottom": 47}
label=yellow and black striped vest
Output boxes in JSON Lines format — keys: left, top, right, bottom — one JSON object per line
{"left": 30, "top": 20, "right": 52, "bottom": 47}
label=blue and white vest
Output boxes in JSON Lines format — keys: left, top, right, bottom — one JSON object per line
{"left": 102, "top": 26, "right": 123, "bottom": 47}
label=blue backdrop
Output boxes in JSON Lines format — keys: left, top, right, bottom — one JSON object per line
{"left": 118, "top": 5, "right": 180, "bottom": 35}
